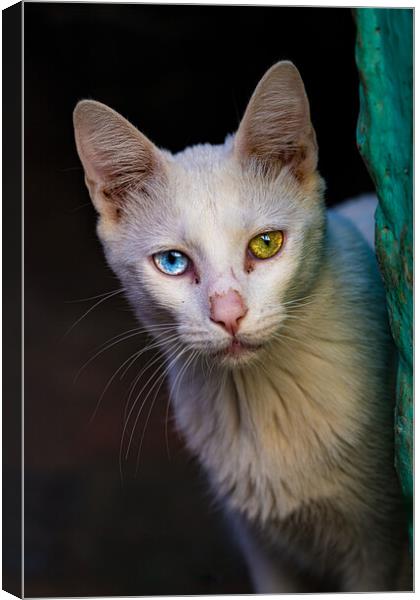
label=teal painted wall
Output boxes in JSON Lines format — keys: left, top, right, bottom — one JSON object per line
{"left": 355, "top": 8, "right": 413, "bottom": 546}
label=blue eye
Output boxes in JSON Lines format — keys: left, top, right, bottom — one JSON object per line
{"left": 153, "top": 250, "right": 190, "bottom": 276}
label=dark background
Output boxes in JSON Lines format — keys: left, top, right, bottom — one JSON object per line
{"left": 23, "top": 3, "right": 374, "bottom": 596}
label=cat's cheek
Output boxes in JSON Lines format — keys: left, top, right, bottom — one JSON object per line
{"left": 142, "top": 279, "right": 189, "bottom": 318}
{"left": 136, "top": 259, "right": 201, "bottom": 316}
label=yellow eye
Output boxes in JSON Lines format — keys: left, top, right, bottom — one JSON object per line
{"left": 248, "top": 230, "right": 284, "bottom": 260}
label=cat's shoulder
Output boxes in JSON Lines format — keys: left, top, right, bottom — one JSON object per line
{"left": 325, "top": 194, "right": 385, "bottom": 301}
{"left": 329, "top": 193, "right": 377, "bottom": 248}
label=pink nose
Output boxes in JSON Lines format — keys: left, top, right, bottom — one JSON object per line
{"left": 210, "top": 289, "right": 247, "bottom": 336}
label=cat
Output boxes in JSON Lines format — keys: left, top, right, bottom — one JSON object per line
{"left": 73, "top": 61, "right": 409, "bottom": 592}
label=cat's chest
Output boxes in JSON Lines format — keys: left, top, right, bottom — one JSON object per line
{"left": 171, "top": 355, "right": 353, "bottom": 524}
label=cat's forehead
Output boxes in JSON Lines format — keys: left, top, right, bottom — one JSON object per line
{"left": 168, "top": 142, "right": 247, "bottom": 231}
{"left": 167, "top": 142, "right": 302, "bottom": 236}
{"left": 171, "top": 138, "right": 234, "bottom": 170}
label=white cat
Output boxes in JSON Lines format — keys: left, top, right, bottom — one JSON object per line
{"left": 73, "top": 61, "right": 409, "bottom": 592}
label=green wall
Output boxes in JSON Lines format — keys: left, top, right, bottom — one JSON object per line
{"left": 355, "top": 8, "right": 413, "bottom": 546}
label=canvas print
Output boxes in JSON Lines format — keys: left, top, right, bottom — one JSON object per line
{"left": 3, "top": 2, "right": 413, "bottom": 596}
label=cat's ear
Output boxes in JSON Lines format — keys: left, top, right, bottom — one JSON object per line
{"left": 234, "top": 61, "right": 318, "bottom": 179}
{"left": 73, "top": 100, "right": 165, "bottom": 221}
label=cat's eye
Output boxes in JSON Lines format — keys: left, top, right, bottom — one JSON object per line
{"left": 248, "top": 230, "right": 284, "bottom": 260}
{"left": 153, "top": 250, "right": 190, "bottom": 276}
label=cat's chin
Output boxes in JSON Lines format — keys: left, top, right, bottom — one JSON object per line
{"left": 212, "top": 339, "right": 263, "bottom": 367}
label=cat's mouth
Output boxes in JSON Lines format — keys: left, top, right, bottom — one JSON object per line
{"left": 212, "top": 338, "right": 263, "bottom": 364}
{"left": 225, "top": 339, "right": 261, "bottom": 355}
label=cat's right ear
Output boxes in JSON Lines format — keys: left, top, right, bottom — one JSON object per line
{"left": 73, "top": 100, "right": 165, "bottom": 222}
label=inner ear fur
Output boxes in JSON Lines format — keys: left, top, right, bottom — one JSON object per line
{"left": 73, "top": 100, "right": 164, "bottom": 219}
{"left": 234, "top": 61, "right": 318, "bottom": 180}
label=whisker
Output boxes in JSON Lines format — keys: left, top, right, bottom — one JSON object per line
{"left": 282, "top": 293, "right": 321, "bottom": 307}
{"left": 122, "top": 337, "right": 181, "bottom": 422}
{"left": 74, "top": 327, "right": 177, "bottom": 383}
{"left": 168, "top": 348, "right": 197, "bottom": 403}
{"left": 206, "top": 352, "right": 217, "bottom": 379}
{"left": 95, "top": 323, "right": 180, "bottom": 353}
{"left": 164, "top": 391, "right": 173, "bottom": 462}
{"left": 121, "top": 341, "right": 185, "bottom": 465}
{"left": 135, "top": 348, "right": 198, "bottom": 473}
{"left": 120, "top": 359, "right": 168, "bottom": 478}
{"left": 65, "top": 288, "right": 126, "bottom": 304}
{"left": 88, "top": 331, "right": 180, "bottom": 423}
{"left": 118, "top": 332, "right": 180, "bottom": 381}
{"left": 162, "top": 348, "right": 200, "bottom": 463}
{"left": 120, "top": 343, "right": 188, "bottom": 479}
{"left": 271, "top": 331, "right": 327, "bottom": 361}
{"left": 88, "top": 346, "right": 145, "bottom": 424}
{"left": 64, "top": 287, "right": 125, "bottom": 337}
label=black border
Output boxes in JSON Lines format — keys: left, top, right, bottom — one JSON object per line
{"left": 2, "top": 2, "right": 23, "bottom": 597}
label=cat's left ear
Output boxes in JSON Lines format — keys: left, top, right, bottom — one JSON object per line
{"left": 234, "top": 61, "right": 318, "bottom": 180}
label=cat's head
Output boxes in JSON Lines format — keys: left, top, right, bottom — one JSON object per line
{"left": 73, "top": 61, "right": 326, "bottom": 367}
